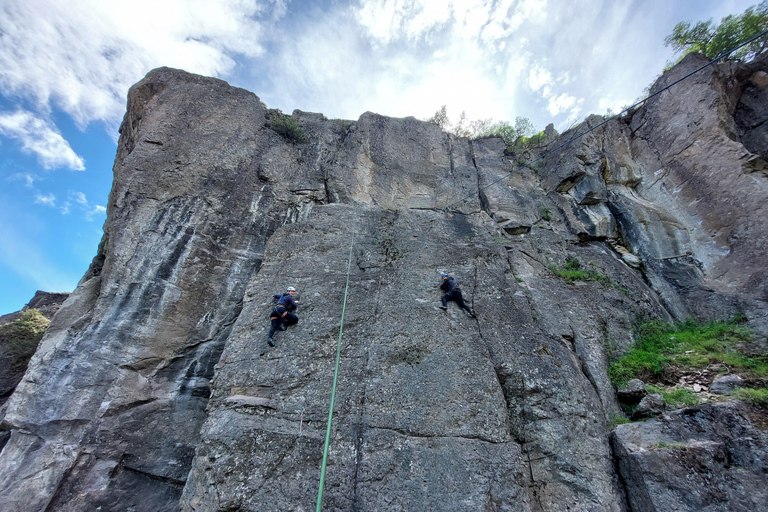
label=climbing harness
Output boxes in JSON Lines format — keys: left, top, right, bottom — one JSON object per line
{"left": 445, "top": 28, "right": 768, "bottom": 211}
{"left": 315, "top": 233, "right": 355, "bottom": 512}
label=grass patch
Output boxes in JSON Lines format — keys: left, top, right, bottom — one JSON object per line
{"left": 609, "top": 318, "right": 766, "bottom": 387}
{"left": 265, "top": 110, "right": 308, "bottom": 144}
{"left": 652, "top": 441, "right": 687, "bottom": 449}
{"left": 646, "top": 384, "right": 700, "bottom": 407}
{"left": 732, "top": 387, "right": 768, "bottom": 405}
{"left": 549, "top": 257, "right": 613, "bottom": 286}
{"left": 610, "top": 414, "right": 632, "bottom": 429}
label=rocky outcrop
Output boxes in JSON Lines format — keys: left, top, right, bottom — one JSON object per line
{"left": 0, "top": 53, "right": 766, "bottom": 511}
{"left": 0, "top": 292, "right": 68, "bottom": 407}
{"left": 613, "top": 402, "right": 768, "bottom": 511}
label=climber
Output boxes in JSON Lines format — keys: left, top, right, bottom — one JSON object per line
{"left": 267, "top": 286, "right": 299, "bottom": 346}
{"left": 439, "top": 273, "right": 475, "bottom": 317}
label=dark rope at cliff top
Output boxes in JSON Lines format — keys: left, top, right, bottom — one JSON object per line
{"left": 315, "top": 232, "right": 355, "bottom": 512}
{"left": 445, "top": 27, "right": 768, "bottom": 211}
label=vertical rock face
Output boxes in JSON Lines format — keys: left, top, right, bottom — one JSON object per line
{"left": 0, "top": 54, "right": 766, "bottom": 512}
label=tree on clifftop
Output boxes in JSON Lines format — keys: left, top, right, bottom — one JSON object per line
{"left": 665, "top": 1, "right": 768, "bottom": 62}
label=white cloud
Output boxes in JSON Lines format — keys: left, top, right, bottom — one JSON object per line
{"left": 8, "top": 172, "right": 36, "bottom": 187}
{"left": 70, "top": 191, "right": 88, "bottom": 205}
{"left": 0, "top": 110, "right": 85, "bottom": 170}
{"left": 65, "top": 190, "right": 106, "bottom": 221}
{"left": 85, "top": 204, "right": 107, "bottom": 221}
{"left": 35, "top": 193, "right": 56, "bottom": 207}
{"left": 547, "top": 93, "right": 576, "bottom": 116}
{"left": 0, "top": 0, "right": 282, "bottom": 129}
{"left": 528, "top": 67, "right": 552, "bottom": 92}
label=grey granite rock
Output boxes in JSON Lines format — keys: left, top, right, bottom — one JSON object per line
{"left": 617, "top": 379, "right": 647, "bottom": 405}
{"left": 613, "top": 402, "right": 768, "bottom": 512}
{"left": 631, "top": 393, "right": 665, "bottom": 420}
{"left": 0, "top": 53, "right": 767, "bottom": 511}
{"left": 710, "top": 374, "right": 745, "bottom": 395}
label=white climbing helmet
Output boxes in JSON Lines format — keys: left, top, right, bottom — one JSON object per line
{"left": 287, "top": 286, "right": 296, "bottom": 292}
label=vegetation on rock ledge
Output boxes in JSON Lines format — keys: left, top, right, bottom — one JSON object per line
{"left": 609, "top": 317, "right": 768, "bottom": 387}
{"left": 1, "top": 309, "right": 49, "bottom": 366}
{"left": 265, "top": 109, "right": 309, "bottom": 144}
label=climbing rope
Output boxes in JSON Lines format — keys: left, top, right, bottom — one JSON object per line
{"left": 315, "top": 233, "right": 355, "bottom": 512}
{"left": 445, "top": 28, "right": 768, "bottom": 211}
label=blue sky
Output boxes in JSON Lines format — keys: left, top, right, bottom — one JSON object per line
{"left": 0, "top": 0, "right": 757, "bottom": 314}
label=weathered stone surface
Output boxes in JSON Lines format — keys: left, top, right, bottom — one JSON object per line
{"left": 0, "top": 52, "right": 767, "bottom": 511}
{"left": 710, "top": 374, "right": 745, "bottom": 395}
{"left": 0, "top": 293, "right": 68, "bottom": 416}
{"left": 631, "top": 393, "right": 665, "bottom": 420}
{"left": 617, "top": 379, "right": 647, "bottom": 405}
{"left": 613, "top": 402, "right": 768, "bottom": 512}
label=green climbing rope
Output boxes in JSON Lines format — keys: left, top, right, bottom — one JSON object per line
{"left": 316, "top": 233, "right": 355, "bottom": 512}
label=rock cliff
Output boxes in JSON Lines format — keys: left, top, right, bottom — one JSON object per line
{"left": 0, "top": 53, "right": 766, "bottom": 511}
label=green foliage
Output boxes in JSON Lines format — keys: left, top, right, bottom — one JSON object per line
{"left": 265, "top": 110, "right": 309, "bottom": 144}
{"left": 474, "top": 117, "right": 544, "bottom": 150}
{"left": 608, "top": 318, "right": 765, "bottom": 387}
{"left": 427, "top": 105, "right": 449, "bottom": 130}
{"left": 1, "top": 309, "right": 50, "bottom": 364}
{"left": 665, "top": 2, "right": 768, "bottom": 61}
{"left": 610, "top": 414, "right": 632, "bottom": 429}
{"left": 424, "top": 107, "right": 542, "bottom": 150}
{"left": 731, "top": 387, "right": 768, "bottom": 404}
{"left": 646, "top": 384, "right": 700, "bottom": 407}
{"left": 541, "top": 207, "right": 551, "bottom": 222}
{"left": 549, "top": 257, "right": 612, "bottom": 286}
{"left": 652, "top": 441, "right": 687, "bottom": 450}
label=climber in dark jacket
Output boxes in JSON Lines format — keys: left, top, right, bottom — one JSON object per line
{"left": 267, "top": 287, "right": 299, "bottom": 346}
{"left": 439, "top": 274, "right": 475, "bottom": 317}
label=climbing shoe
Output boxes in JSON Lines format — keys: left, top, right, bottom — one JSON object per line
{"left": 439, "top": 306, "right": 448, "bottom": 310}
{"left": 279, "top": 323, "right": 287, "bottom": 331}
{"left": 267, "top": 338, "right": 275, "bottom": 347}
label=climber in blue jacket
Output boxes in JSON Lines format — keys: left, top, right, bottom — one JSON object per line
{"left": 267, "top": 287, "right": 299, "bottom": 346}
{"left": 439, "top": 273, "right": 475, "bottom": 317}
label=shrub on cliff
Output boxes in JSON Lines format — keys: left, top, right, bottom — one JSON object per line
{"left": 265, "top": 110, "right": 309, "bottom": 144}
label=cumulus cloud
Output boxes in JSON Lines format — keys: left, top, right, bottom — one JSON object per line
{"left": 0, "top": 0, "right": 282, "bottom": 129}
{"left": 86, "top": 204, "right": 107, "bottom": 221}
{"left": 35, "top": 193, "right": 55, "bottom": 206}
{"left": 547, "top": 93, "right": 576, "bottom": 116}
{"left": 7, "top": 172, "right": 36, "bottom": 187}
{"left": 0, "top": 110, "right": 85, "bottom": 170}
{"left": 71, "top": 191, "right": 88, "bottom": 205}
{"left": 67, "top": 190, "right": 106, "bottom": 221}
{"left": 528, "top": 67, "right": 552, "bottom": 92}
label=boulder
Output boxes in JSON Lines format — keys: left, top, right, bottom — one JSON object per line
{"left": 631, "top": 393, "right": 664, "bottom": 420}
{"left": 616, "top": 378, "right": 646, "bottom": 405}
{"left": 613, "top": 402, "right": 768, "bottom": 512}
{"left": 710, "top": 374, "right": 745, "bottom": 395}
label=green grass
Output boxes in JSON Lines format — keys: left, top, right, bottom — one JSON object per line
{"left": 265, "top": 110, "right": 308, "bottom": 144}
{"left": 549, "top": 257, "right": 613, "bottom": 286}
{"left": 646, "top": 384, "right": 700, "bottom": 407}
{"left": 609, "top": 318, "right": 766, "bottom": 387}
{"left": 610, "top": 414, "right": 632, "bottom": 429}
{"left": 652, "top": 441, "right": 687, "bottom": 449}
{"left": 731, "top": 387, "right": 768, "bottom": 405}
